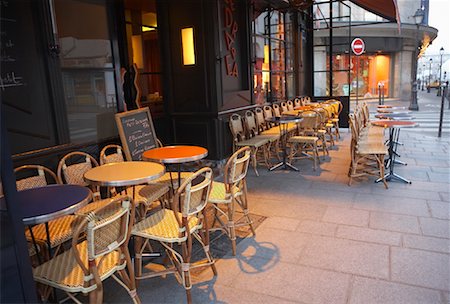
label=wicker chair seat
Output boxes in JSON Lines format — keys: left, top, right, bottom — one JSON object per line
{"left": 287, "top": 123, "right": 298, "bottom": 132}
{"left": 257, "top": 134, "right": 280, "bottom": 143}
{"left": 75, "top": 199, "right": 113, "bottom": 215}
{"left": 289, "top": 136, "right": 319, "bottom": 143}
{"left": 356, "top": 142, "right": 388, "bottom": 155}
{"left": 33, "top": 240, "right": 124, "bottom": 293}
{"left": 208, "top": 181, "right": 241, "bottom": 204}
{"left": 153, "top": 172, "right": 192, "bottom": 188}
{"left": 261, "top": 127, "right": 282, "bottom": 136}
{"left": 25, "top": 215, "right": 76, "bottom": 248}
{"left": 16, "top": 175, "right": 47, "bottom": 191}
{"left": 132, "top": 209, "right": 200, "bottom": 243}
{"left": 330, "top": 118, "right": 339, "bottom": 123}
{"left": 28, "top": 242, "right": 39, "bottom": 256}
{"left": 235, "top": 136, "right": 269, "bottom": 148}
{"left": 134, "top": 183, "right": 169, "bottom": 205}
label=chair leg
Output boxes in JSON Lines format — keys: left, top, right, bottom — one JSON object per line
{"left": 251, "top": 147, "right": 259, "bottom": 177}
{"left": 201, "top": 209, "right": 217, "bottom": 276}
{"left": 181, "top": 241, "right": 192, "bottom": 304}
{"left": 241, "top": 181, "right": 256, "bottom": 236}
{"left": 227, "top": 202, "right": 237, "bottom": 256}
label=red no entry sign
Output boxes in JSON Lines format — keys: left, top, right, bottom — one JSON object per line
{"left": 351, "top": 38, "right": 365, "bottom": 56}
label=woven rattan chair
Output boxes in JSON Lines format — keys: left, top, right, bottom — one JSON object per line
{"left": 348, "top": 115, "right": 388, "bottom": 188}
{"left": 287, "top": 100, "right": 294, "bottom": 111}
{"left": 33, "top": 195, "right": 140, "bottom": 304}
{"left": 229, "top": 113, "right": 270, "bottom": 176}
{"left": 294, "top": 98, "right": 302, "bottom": 108}
{"left": 132, "top": 168, "right": 216, "bottom": 304}
{"left": 209, "top": 146, "right": 254, "bottom": 256}
{"left": 15, "top": 165, "right": 77, "bottom": 254}
{"left": 288, "top": 111, "right": 321, "bottom": 171}
{"left": 280, "top": 101, "right": 288, "bottom": 113}
{"left": 326, "top": 99, "right": 343, "bottom": 140}
{"left": 57, "top": 152, "right": 113, "bottom": 215}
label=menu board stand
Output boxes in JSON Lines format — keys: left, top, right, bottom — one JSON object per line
{"left": 115, "top": 108, "right": 157, "bottom": 161}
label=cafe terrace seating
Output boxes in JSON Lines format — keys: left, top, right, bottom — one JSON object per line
{"left": 348, "top": 106, "right": 388, "bottom": 188}
{"left": 229, "top": 113, "right": 271, "bottom": 176}
{"left": 288, "top": 111, "right": 321, "bottom": 171}
{"left": 15, "top": 165, "right": 76, "bottom": 254}
{"left": 33, "top": 195, "right": 140, "bottom": 304}
{"left": 132, "top": 167, "right": 216, "bottom": 304}
{"left": 209, "top": 146, "right": 255, "bottom": 256}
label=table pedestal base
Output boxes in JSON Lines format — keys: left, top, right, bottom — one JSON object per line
{"left": 269, "top": 161, "right": 299, "bottom": 171}
{"left": 376, "top": 172, "right": 411, "bottom": 184}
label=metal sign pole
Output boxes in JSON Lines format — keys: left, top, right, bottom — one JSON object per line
{"left": 438, "top": 83, "right": 447, "bottom": 137}
{"left": 356, "top": 58, "right": 359, "bottom": 106}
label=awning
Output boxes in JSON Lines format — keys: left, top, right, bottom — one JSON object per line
{"left": 348, "top": 0, "right": 400, "bottom": 23}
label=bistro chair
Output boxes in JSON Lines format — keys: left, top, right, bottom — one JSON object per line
{"left": 33, "top": 195, "right": 141, "bottom": 304}
{"left": 229, "top": 113, "right": 270, "bottom": 176}
{"left": 288, "top": 111, "right": 321, "bottom": 171}
{"left": 99, "top": 144, "right": 170, "bottom": 218}
{"left": 326, "top": 99, "right": 343, "bottom": 140}
{"left": 208, "top": 146, "right": 255, "bottom": 256}
{"left": 348, "top": 114, "right": 388, "bottom": 188}
{"left": 132, "top": 167, "right": 216, "bottom": 304}
{"left": 287, "top": 100, "right": 294, "bottom": 111}
{"left": 57, "top": 151, "right": 112, "bottom": 215}
{"left": 15, "top": 165, "right": 76, "bottom": 255}
{"left": 255, "top": 107, "right": 281, "bottom": 159}
{"left": 244, "top": 110, "right": 278, "bottom": 163}
{"left": 280, "top": 101, "right": 289, "bottom": 113}
{"left": 294, "top": 98, "right": 302, "bottom": 108}
{"left": 272, "top": 103, "right": 282, "bottom": 117}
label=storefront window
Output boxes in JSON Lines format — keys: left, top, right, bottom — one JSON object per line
{"left": 349, "top": 54, "right": 390, "bottom": 98}
{"left": 124, "top": 0, "right": 163, "bottom": 116}
{"left": 252, "top": 7, "right": 296, "bottom": 104}
{"left": 54, "top": 0, "right": 118, "bottom": 144}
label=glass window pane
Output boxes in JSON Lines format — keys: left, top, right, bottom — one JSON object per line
{"left": 253, "top": 71, "right": 268, "bottom": 105}
{"left": 270, "top": 11, "right": 284, "bottom": 40}
{"left": 55, "top": 0, "right": 112, "bottom": 68}
{"left": 333, "top": 71, "right": 349, "bottom": 96}
{"left": 138, "top": 74, "right": 164, "bottom": 116}
{"left": 286, "top": 73, "right": 294, "bottom": 99}
{"left": 314, "top": 72, "right": 329, "bottom": 96}
{"left": 254, "top": 10, "right": 269, "bottom": 36}
{"left": 271, "top": 72, "right": 286, "bottom": 101}
{"left": 62, "top": 71, "right": 117, "bottom": 143}
{"left": 271, "top": 40, "right": 285, "bottom": 72}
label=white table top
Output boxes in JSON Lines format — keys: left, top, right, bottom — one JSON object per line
{"left": 84, "top": 161, "right": 165, "bottom": 187}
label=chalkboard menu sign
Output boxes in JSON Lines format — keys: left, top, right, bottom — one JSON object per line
{"left": 115, "top": 108, "right": 158, "bottom": 161}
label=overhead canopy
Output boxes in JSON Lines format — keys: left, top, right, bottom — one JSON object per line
{"left": 349, "top": 0, "right": 400, "bottom": 23}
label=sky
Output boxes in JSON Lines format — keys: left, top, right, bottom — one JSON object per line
{"left": 424, "top": 0, "right": 450, "bottom": 56}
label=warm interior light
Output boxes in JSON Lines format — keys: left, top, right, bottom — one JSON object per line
{"left": 141, "top": 26, "right": 155, "bottom": 32}
{"left": 181, "top": 27, "right": 195, "bottom": 65}
{"left": 264, "top": 44, "right": 270, "bottom": 64}
{"left": 131, "top": 35, "right": 144, "bottom": 69}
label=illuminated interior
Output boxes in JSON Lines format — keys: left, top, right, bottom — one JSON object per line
{"left": 181, "top": 27, "right": 196, "bottom": 66}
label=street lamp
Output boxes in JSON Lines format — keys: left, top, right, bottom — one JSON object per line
{"left": 437, "top": 47, "right": 444, "bottom": 96}
{"left": 427, "top": 58, "right": 432, "bottom": 93}
{"left": 409, "top": 8, "right": 424, "bottom": 111}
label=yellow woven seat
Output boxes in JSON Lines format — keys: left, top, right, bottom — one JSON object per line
{"left": 134, "top": 183, "right": 169, "bottom": 205}
{"left": 235, "top": 136, "right": 270, "bottom": 148}
{"left": 132, "top": 209, "right": 200, "bottom": 243}
{"left": 356, "top": 142, "right": 388, "bottom": 155}
{"left": 25, "top": 215, "right": 75, "bottom": 249}
{"left": 34, "top": 241, "right": 124, "bottom": 293}
{"left": 288, "top": 135, "right": 319, "bottom": 143}
{"left": 287, "top": 123, "right": 298, "bottom": 132}
{"left": 76, "top": 198, "right": 112, "bottom": 215}
{"left": 208, "top": 181, "right": 241, "bottom": 204}
{"left": 153, "top": 172, "right": 192, "bottom": 187}
{"left": 261, "top": 127, "right": 282, "bottom": 136}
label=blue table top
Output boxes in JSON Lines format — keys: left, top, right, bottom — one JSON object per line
{"left": 0, "top": 184, "right": 92, "bottom": 225}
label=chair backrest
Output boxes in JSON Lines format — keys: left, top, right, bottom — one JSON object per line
{"left": 173, "top": 167, "right": 212, "bottom": 219}
{"left": 272, "top": 104, "right": 281, "bottom": 117}
{"left": 280, "top": 102, "right": 288, "bottom": 113}
{"left": 254, "top": 107, "right": 267, "bottom": 132}
{"left": 244, "top": 110, "right": 259, "bottom": 137}
{"left": 224, "top": 146, "right": 251, "bottom": 185}
{"left": 287, "top": 100, "right": 294, "bottom": 111}
{"left": 14, "top": 165, "right": 58, "bottom": 191}
{"left": 57, "top": 152, "right": 99, "bottom": 186}
{"left": 72, "top": 195, "right": 132, "bottom": 264}
{"left": 100, "top": 144, "right": 125, "bottom": 165}
{"left": 303, "top": 96, "right": 312, "bottom": 104}
{"left": 229, "top": 114, "right": 246, "bottom": 142}
{"left": 299, "top": 111, "right": 320, "bottom": 133}
{"left": 263, "top": 105, "right": 273, "bottom": 119}
{"left": 294, "top": 98, "right": 302, "bottom": 108}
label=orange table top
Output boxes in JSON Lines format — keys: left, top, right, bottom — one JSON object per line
{"left": 371, "top": 120, "right": 418, "bottom": 128}
{"left": 142, "top": 145, "right": 208, "bottom": 164}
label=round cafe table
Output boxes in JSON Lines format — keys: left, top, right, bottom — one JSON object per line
{"left": 371, "top": 120, "right": 418, "bottom": 184}
{"left": 0, "top": 184, "right": 92, "bottom": 261}
{"left": 84, "top": 161, "right": 165, "bottom": 187}
{"left": 142, "top": 145, "right": 208, "bottom": 188}
{"left": 375, "top": 113, "right": 415, "bottom": 120}
{"left": 266, "top": 115, "right": 303, "bottom": 171}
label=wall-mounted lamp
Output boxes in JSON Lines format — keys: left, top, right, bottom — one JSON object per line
{"left": 181, "top": 27, "right": 195, "bottom": 66}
